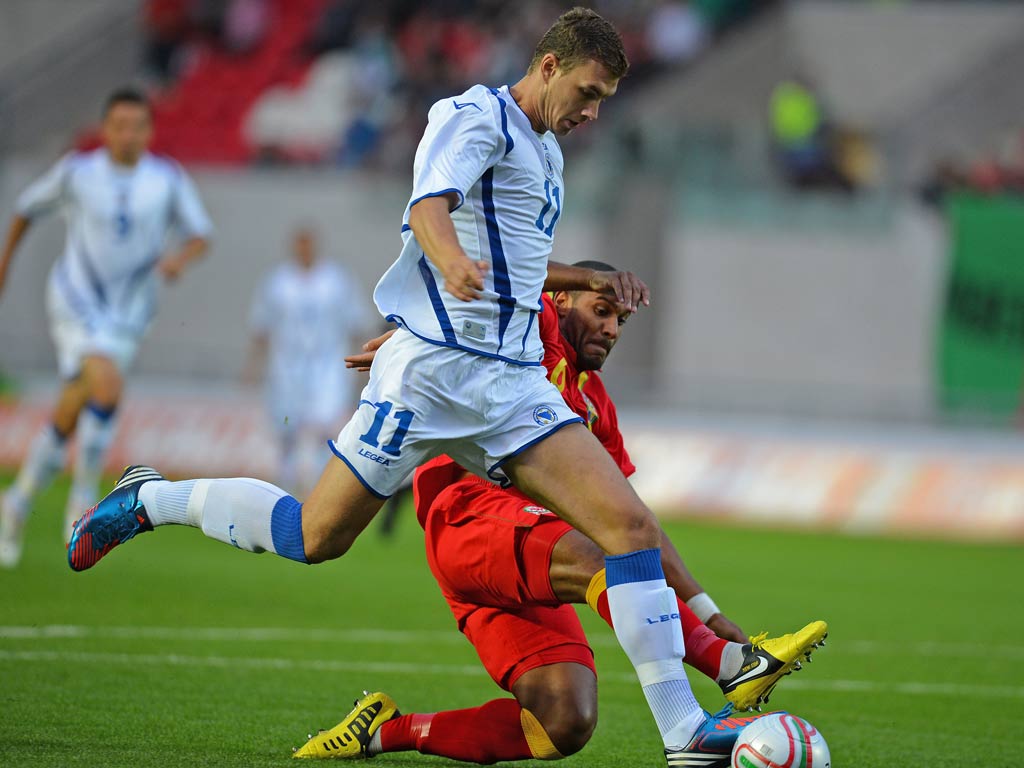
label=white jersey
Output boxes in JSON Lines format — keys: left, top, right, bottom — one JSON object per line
{"left": 373, "top": 84, "right": 565, "bottom": 366}
{"left": 250, "top": 259, "right": 371, "bottom": 426}
{"left": 16, "top": 148, "right": 212, "bottom": 336}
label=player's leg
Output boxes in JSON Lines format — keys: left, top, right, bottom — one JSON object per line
{"left": 502, "top": 424, "right": 704, "bottom": 750}
{"left": 548, "top": 528, "right": 734, "bottom": 682}
{"left": 67, "top": 331, "right": 435, "bottom": 570}
{"left": 65, "top": 354, "right": 123, "bottom": 540}
{"left": 297, "top": 606, "right": 597, "bottom": 762}
{"left": 0, "top": 376, "right": 84, "bottom": 567}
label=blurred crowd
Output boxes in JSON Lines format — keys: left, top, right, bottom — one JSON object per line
{"left": 920, "top": 128, "right": 1024, "bottom": 207}
{"left": 141, "top": 0, "right": 760, "bottom": 168}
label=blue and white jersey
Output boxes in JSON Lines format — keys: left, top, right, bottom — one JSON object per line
{"left": 374, "top": 84, "right": 565, "bottom": 365}
{"left": 250, "top": 259, "right": 371, "bottom": 385}
{"left": 16, "top": 148, "right": 212, "bottom": 335}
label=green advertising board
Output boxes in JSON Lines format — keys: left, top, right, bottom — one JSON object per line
{"left": 940, "top": 194, "right": 1024, "bottom": 421}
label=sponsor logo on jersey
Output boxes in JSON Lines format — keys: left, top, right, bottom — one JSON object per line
{"left": 533, "top": 405, "right": 558, "bottom": 426}
{"left": 453, "top": 100, "right": 482, "bottom": 112}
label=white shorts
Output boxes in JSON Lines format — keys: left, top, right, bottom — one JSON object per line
{"left": 330, "top": 328, "right": 583, "bottom": 498}
{"left": 46, "top": 282, "right": 141, "bottom": 379}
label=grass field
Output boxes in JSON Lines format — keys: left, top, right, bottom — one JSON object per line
{"left": 1, "top": 473, "right": 1021, "bottom": 768}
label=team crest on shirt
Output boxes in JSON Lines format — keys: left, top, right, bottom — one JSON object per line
{"left": 532, "top": 405, "right": 558, "bottom": 425}
{"left": 541, "top": 142, "right": 555, "bottom": 180}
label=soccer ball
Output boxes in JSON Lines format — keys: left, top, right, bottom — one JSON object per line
{"left": 731, "top": 713, "right": 830, "bottom": 768}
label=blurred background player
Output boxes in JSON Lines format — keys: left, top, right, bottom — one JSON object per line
{"left": 243, "top": 225, "right": 372, "bottom": 497}
{"left": 0, "top": 87, "right": 212, "bottom": 567}
{"left": 296, "top": 263, "right": 826, "bottom": 764}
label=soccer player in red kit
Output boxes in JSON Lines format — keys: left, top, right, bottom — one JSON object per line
{"left": 295, "top": 263, "right": 827, "bottom": 765}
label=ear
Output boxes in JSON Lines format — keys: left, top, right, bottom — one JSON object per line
{"left": 540, "top": 52, "right": 560, "bottom": 82}
{"left": 552, "top": 290, "right": 572, "bottom": 316}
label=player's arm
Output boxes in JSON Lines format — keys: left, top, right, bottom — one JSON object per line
{"left": 241, "top": 332, "right": 269, "bottom": 386}
{"left": 408, "top": 195, "right": 488, "bottom": 301}
{"left": 2, "top": 154, "right": 72, "bottom": 298}
{"left": 159, "top": 235, "right": 209, "bottom": 282}
{"left": 545, "top": 260, "right": 650, "bottom": 312}
{"left": 659, "top": 531, "right": 746, "bottom": 642}
{"left": 162, "top": 166, "right": 213, "bottom": 282}
{"left": 0, "top": 214, "right": 32, "bottom": 299}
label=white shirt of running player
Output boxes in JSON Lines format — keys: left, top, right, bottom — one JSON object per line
{"left": 249, "top": 258, "right": 372, "bottom": 387}
{"left": 16, "top": 147, "right": 213, "bottom": 335}
{"left": 374, "top": 83, "right": 565, "bottom": 366}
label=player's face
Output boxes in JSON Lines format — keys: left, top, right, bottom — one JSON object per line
{"left": 102, "top": 102, "right": 152, "bottom": 164}
{"left": 293, "top": 231, "right": 317, "bottom": 268}
{"left": 540, "top": 56, "right": 618, "bottom": 136}
{"left": 555, "top": 290, "right": 630, "bottom": 371}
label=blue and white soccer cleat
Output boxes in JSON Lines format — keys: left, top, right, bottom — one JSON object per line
{"left": 665, "top": 704, "right": 785, "bottom": 768}
{"left": 67, "top": 465, "right": 163, "bottom": 571}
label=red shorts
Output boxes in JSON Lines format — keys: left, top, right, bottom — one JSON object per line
{"left": 422, "top": 476, "right": 596, "bottom": 691}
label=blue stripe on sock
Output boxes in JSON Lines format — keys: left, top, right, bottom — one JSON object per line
{"left": 270, "top": 495, "right": 308, "bottom": 564}
{"left": 605, "top": 548, "right": 664, "bottom": 587}
{"left": 85, "top": 401, "right": 117, "bottom": 421}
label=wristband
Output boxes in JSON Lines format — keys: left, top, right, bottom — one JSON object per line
{"left": 686, "top": 592, "right": 720, "bottom": 623}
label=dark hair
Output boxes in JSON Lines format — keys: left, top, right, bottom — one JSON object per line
{"left": 573, "top": 259, "right": 617, "bottom": 272}
{"left": 529, "top": 7, "right": 628, "bottom": 79}
{"left": 102, "top": 87, "right": 150, "bottom": 117}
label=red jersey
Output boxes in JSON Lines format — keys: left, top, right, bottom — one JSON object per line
{"left": 414, "top": 294, "right": 634, "bottom": 522}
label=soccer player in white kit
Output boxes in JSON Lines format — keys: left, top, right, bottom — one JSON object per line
{"left": 0, "top": 87, "right": 212, "bottom": 567}
{"left": 245, "top": 226, "right": 372, "bottom": 495}
{"left": 69, "top": 12, "right": 722, "bottom": 763}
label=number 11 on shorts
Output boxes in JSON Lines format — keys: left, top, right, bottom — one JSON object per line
{"left": 358, "top": 401, "right": 415, "bottom": 457}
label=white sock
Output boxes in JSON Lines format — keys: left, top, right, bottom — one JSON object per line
{"left": 606, "top": 550, "right": 704, "bottom": 749}
{"left": 139, "top": 477, "right": 305, "bottom": 561}
{"left": 67, "top": 404, "right": 118, "bottom": 522}
{"left": 717, "top": 642, "right": 745, "bottom": 682}
{"left": 12, "top": 424, "right": 68, "bottom": 504}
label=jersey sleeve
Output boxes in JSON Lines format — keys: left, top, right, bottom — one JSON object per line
{"left": 408, "top": 96, "right": 503, "bottom": 214}
{"left": 15, "top": 153, "right": 74, "bottom": 218}
{"left": 170, "top": 166, "right": 213, "bottom": 238}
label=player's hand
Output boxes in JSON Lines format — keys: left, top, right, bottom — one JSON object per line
{"left": 158, "top": 254, "right": 186, "bottom": 282}
{"left": 345, "top": 329, "right": 397, "bottom": 371}
{"left": 706, "top": 613, "right": 747, "bottom": 643}
{"left": 441, "top": 255, "right": 489, "bottom": 302}
{"left": 588, "top": 269, "right": 650, "bottom": 313}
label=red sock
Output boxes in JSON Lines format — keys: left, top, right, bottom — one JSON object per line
{"left": 379, "top": 699, "right": 534, "bottom": 764}
{"left": 590, "top": 582, "right": 726, "bottom": 680}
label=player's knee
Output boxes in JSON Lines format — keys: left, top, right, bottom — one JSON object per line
{"left": 603, "top": 507, "right": 661, "bottom": 555}
{"left": 538, "top": 702, "right": 597, "bottom": 756}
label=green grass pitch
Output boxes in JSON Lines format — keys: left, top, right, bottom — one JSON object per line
{"left": 0, "top": 473, "right": 1020, "bottom": 767}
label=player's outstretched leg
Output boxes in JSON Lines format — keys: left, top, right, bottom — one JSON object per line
{"left": 666, "top": 703, "right": 786, "bottom": 767}
{"left": 719, "top": 621, "right": 828, "bottom": 712}
{"left": 67, "top": 457, "right": 386, "bottom": 571}
{"left": 294, "top": 691, "right": 401, "bottom": 759}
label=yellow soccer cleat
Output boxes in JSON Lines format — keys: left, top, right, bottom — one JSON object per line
{"left": 720, "top": 620, "right": 828, "bottom": 712}
{"left": 293, "top": 691, "right": 400, "bottom": 759}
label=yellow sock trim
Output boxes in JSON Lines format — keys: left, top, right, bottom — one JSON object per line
{"left": 585, "top": 568, "right": 607, "bottom": 615}
{"left": 520, "top": 708, "right": 564, "bottom": 760}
